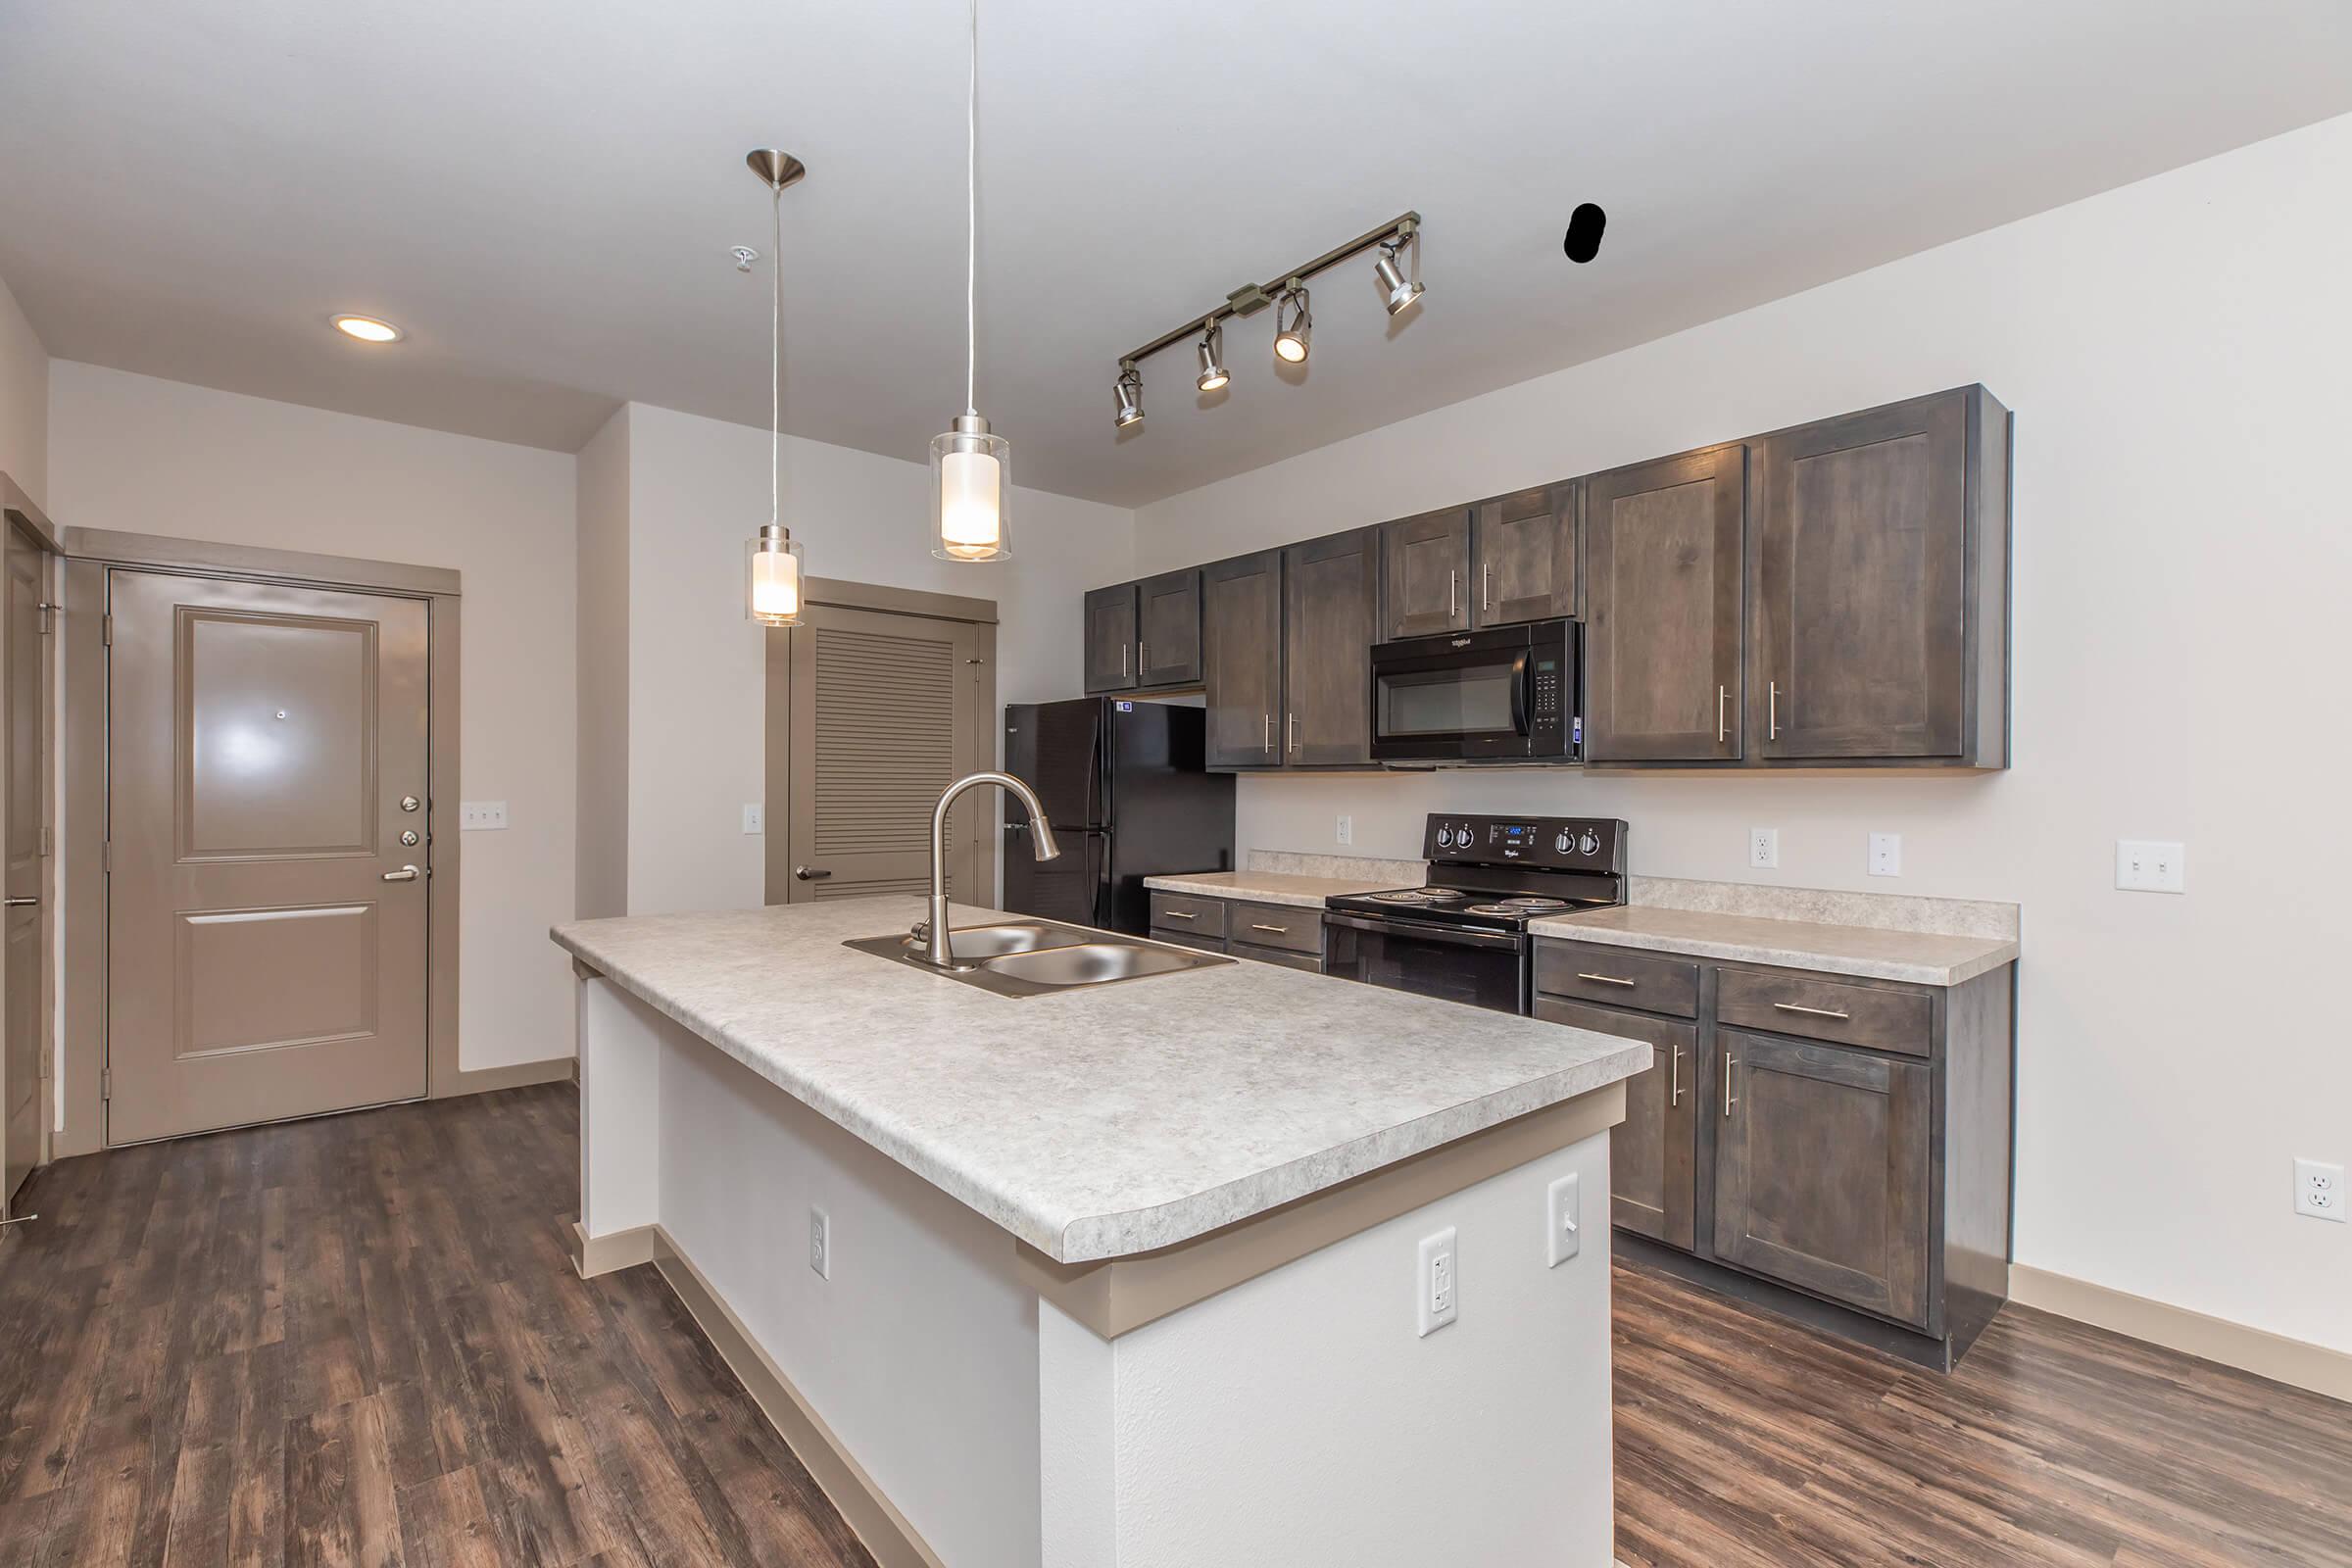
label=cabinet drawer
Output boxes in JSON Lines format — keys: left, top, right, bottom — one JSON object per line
{"left": 1715, "top": 969, "right": 1932, "bottom": 1058}
{"left": 1155, "top": 931, "right": 1227, "bottom": 956}
{"left": 1227, "top": 902, "right": 1320, "bottom": 956}
{"left": 1148, "top": 893, "right": 1228, "bottom": 939}
{"left": 1534, "top": 940, "right": 1699, "bottom": 1019}
{"left": 1232, "top": 941, "right": 1320, "bottom": 973}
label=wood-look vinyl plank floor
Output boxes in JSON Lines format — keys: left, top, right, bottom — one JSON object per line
{"left": 0, "top": 1083, "right": 2343, "bottom": 1566}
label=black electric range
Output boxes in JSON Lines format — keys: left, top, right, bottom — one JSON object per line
{"left": 1322, "top": 813, "right": 1628, "bottom": 1015}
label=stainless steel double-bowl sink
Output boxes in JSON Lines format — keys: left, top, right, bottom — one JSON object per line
{"left": 844, "top": 918, "right": 1233, "bottom": 998}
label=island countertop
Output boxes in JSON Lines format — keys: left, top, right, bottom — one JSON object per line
{"left": 552, "top": 898, "right": 1648, "bottom": 1264}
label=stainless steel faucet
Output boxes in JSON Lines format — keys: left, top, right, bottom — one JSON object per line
{"left": 918, "top": 771, "right": 1060, "bottom": 971}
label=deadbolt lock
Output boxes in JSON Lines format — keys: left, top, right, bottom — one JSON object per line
{"left": 400, "top": 795, "right": 420, "bottom": 812}
{"left": 400, "top": 829, "right": 420, "bottom": 847}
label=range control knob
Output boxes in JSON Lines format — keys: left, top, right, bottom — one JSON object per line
{"left": 1554, "top": 831, "right": 1572, "bottom": 855}
{"left": 1579, "top": 829, "right": 1601, "bottom": 857}
{"left": 1435, "top": 825, "right": 1454, "bottom": 850}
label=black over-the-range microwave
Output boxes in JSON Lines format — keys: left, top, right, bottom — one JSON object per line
{"left": 1367, "top": 617, "right": 1581, "bottom": 763}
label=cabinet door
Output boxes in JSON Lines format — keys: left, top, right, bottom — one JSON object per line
{"left": 1472, "top": 484, "right": 1576, "bottom": 628}
{"left": 1534, "top": 998, "right": 1695, "bottom": 1250}
{"left": 1200, "top": 550, "right": 1284, "bottom": 769}
{"left": 1282, "top": 527, "right": 1379, "bottom": 766}
{"left": 1379, "top": 507, "right": 1472, "bottom": 638}
{"left": 1584, "top": 444, "right": 1745, "bottom": 761}
{"left": 1752, "top": 391, "right": 1969, "bottom": 759}
{"left": 1710, "top": 1029, "right": 1933, "bottom": 1327}
{"left": 1083, "top": 583, "right": 1138, "bottom": 694}
{"left": 1136, "top": 568, "right": 1202, "bottom": 688}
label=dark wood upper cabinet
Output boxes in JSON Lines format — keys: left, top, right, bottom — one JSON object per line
{"left": 1200, "top": 550, "right": 1284, "bottom": 769}
{"left": 1584, "top": 444, "right": 1746, "bottom": 762}
{"left": 1082, "top": 583, "right": 1138, "bottom": 694}
{"left": 1535, "top": 997, "right": 1695, "bottom": 1250}
{"left": 1135, "top": 568, "right": 1202, "bottom": 688}
{"left": 1379, "top": 507, "right": 1472, "bottom": 639}
{"left": 1282, "top": 527, "right": 1380, "bottom": 766}
{"left": 1710, "top": 1029, "right": 1933, "bottom": 1328}
{"left": 1471, "top": 484, "right": 1577, "bottom": 628}
{"left": 1750, "top": 386, "right": 2009, "bottom": 762}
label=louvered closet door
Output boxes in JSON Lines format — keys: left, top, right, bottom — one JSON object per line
{"left": 784, "top": 603, "right": 990, "bottom": 905}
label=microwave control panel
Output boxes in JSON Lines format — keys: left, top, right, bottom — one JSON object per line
{"left": 1529, "top": 655, "right": 1565, "bottom": 746}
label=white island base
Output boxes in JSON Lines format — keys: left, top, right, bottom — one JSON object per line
{"left": 570, "top": 965, "right": 1625, "bottom": 1568}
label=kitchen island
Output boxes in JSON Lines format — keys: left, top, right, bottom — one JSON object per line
{"left": 553, "top": 897, "right": 1648, "bottom": 1568}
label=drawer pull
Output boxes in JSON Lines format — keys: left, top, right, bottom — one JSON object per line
{"left": 1669, "top": 1043, "right": 1683, "bottom": 1106}
{"left": 1575, "top": 972, "right": 1637, "bottom": 988}
{"left": 1161, "top": 909, "right": 1198, "bottom": 920}
{"left": 1250, "top": 922, "right": 1289, "bottom": 934}
{"left": 1723, "top": 1054, "right": 1738, "bottom": 1117}
{"left": 1772, "top": 1002, "right": 1851, "bottom": 1021}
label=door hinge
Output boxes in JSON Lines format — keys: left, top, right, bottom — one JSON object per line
{"left": 101, "top": 1067, "right": 112, "bottom": 1102}
{"left": 37, "top": 826, "right": 49, "bottom": 858}
{"left": 102, "top": 613, "right": 114, "bottom": 647}
{"left": 35, "top": 601, "right": 54, "bottom": 636}
{"left": 102, "top": 841, "right": 111, "bottom": 875}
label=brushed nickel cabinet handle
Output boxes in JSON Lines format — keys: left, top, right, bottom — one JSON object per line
{"left": 1718, "top": 685, "right": 1729, "bottom": 745}
{"left": 1139, "top": 641, "right": 1148, "bottom": 672}
{"left": 1160, "top": 909, "right": 1198, "bottom": 920}
{"left": 1723, "top": 1054, "right": 1738, "bottom": 1117}
{"left": 381, "top": 865, "right": 421, "bottom": 883}
{"left": 1262, "top": 712, "right": 1273, "bottom": 754}
{"left": 1121, "top": 644, "right": 1130, "bottom": 679}
{"left": 1773, "top": 1002, "right": 1851, "bottom": 1021}
{"left": 1769, "top": 681, "right": 1782, "bottom": 740}
{"left": 1250, "top": 922, "right": 1289, "bottom": 934}
{"left": 1482, "top": 562, "right": 1492, "bottom": 612}
{"left": 1287, "top": 712, "right": 1299, "bottom": 754}
{"left": 1447, "top": 569, "right": 1458, "bottom": 620}
{"left": 1575, "top": 972, "right": 1637, "bottom": 988}
{"left": 1670, "top": 1043, "right": 1683, "bottom": 1106}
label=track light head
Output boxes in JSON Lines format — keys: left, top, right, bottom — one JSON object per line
{"left": 1195, "top": 321, "right": 1229, "bottom": 392}
{"left": 1374, "top": 239, "right": 1424, "bottom": 318}
{"left": 1273, "top": 282, "right": 1311, "bottom": 364}
{"left": 1113, "top": 361, "right": 1145, "bottom": 428}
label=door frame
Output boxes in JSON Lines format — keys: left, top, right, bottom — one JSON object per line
{"left": 0, "top": 476, "right": 60, "bottom": 1210}
{"left": 761, "top": 576, "right": 998, "bottom": 908}
{"left": 54, "top": 525, "right": 470, "bottom": 1157}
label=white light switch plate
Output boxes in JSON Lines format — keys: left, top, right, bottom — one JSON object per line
{"left": 460, "top": 801, "right": 507, "bottom": 831}
{"left": 1546, "top": 1172, "right": 1582, "bottom": 1267}
{"left": 1417, "top": 1227, "right": 1458, "bottom": 1337}
{"left": 1868, "top": 832, "right": 1902, "bottom": 877}
{"left": 2115, "top": 839, "right": 2185, "bottom": 893}
{"left": 743, "top": 803, "right": 765, "bottom": 835}
{"left": 1749, "top": 827, "right": 1780, "bottom": 870}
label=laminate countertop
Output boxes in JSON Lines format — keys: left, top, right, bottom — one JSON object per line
{"left": 552, "top": 898, "right": 1647, "bottom": 1264}
{"left": 1529, "top": 905, "right": 2019, "bottom": 987}
{"left": 1142, "top": 869, "right": 1402, "bottom": 908}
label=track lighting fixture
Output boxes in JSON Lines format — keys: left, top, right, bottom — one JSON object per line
{"left": 1195, "top": 321, "right": 1229, "bottom": 392}
{"left": 1108, "top": 211, "right": 1420, "bottom": 427}
{"left": 1272, "top": 281, "right": 1311, "bottom": 364}
{"left": 1114, "top": 361, "right": 1145, "bottom": 427}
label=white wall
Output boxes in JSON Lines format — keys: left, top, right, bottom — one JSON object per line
{"left": 48, "top": 364, "right": 579, "bottom": 1071}
{"left": 1130, "top": 115, "right": 2352, "bottom": 1352}
{"left": 612, "top": 402, "right": 1134, "bottom": 915}
{"left": 575, "top": 406, "right": 631, "bottom": 920}
{"left": 0, "top": 271, "right": 46, "bottom": 505}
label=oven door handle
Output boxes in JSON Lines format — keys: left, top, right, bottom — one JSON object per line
{"left": 1323, "top": 910, "right": 1525, "bottom": 950}
{"left": 1508, "top": 650, "right": 1532, "bottom": 737}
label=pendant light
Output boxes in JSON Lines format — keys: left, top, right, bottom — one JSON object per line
{"left": 745, "top": 149, "right": 808, "bottom": 625}
{"left": 931, "top": 0, "right": 1011, "bottom": 562}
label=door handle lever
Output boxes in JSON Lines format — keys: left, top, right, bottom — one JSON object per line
{"left": 795, "top": 865, "right": 833, "bottom": 881}
{"left": 381, "top": 865, "right": 421, "bottom": 883}
{"left": 1, "top": 896, "right": 35, "bottom": 907}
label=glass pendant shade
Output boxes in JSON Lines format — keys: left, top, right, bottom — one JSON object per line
{"left": 747, "top": 524, "right": 806, "bottom": 624}
{"left": 932, "top": 414, "right": 1011, "bottom": 561}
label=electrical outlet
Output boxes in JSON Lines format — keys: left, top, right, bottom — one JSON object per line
{"left": 1749, "top": 827, "right": 1780, "bottom": 870}
{"left": 808, "top": 1206, "right": 832, "bottom": 1277}
{"left": 1868, "top": 832, "right": 1902, "bottom": 878}
{"left": 1546, "top": 1172, "right": 1582, "bottom": 1267}
{"left": 1336, "top": 814, "right": 1353, "bottom": 847}
{"left": 2115, "top": 839, "right": 2186, "bottom": 894}
{"left": 1416, "top": 1226, "right": 1458, "bottom": 1337}
{"left": 460, "top": 801, "right": 508, "bottom": 831}
{"left": 2296, "top": 1159, "right": 2345, "bottom": 1223}
{"left": 743, "top": 803, "right": 765, "bottom": 835}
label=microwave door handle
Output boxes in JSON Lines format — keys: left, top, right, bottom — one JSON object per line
{"left": 1509, "top": 651, "right": 1531, "bottom": 736}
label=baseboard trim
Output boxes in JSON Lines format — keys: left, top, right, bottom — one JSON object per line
{"left": 2011, "top": 1263, "right": 2352, "bottom": 1404}
{"left": 569, "top": 1220, "right": 658, "bottom": 1278}
{"left": 445, "top": 1055, "right": 576, "bottom": 1097}
{"left": 647, "top": 1224, "right": 947, "bottom": 1568}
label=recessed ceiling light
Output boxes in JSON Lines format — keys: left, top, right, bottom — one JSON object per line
{"left": 331, "top": 314, "right": 403, "bottom": 343}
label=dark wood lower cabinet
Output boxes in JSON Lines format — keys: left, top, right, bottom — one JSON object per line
{"left": 1710, "top": 1029, "right": 1933, "bottom": 1328}
{"left": 1536, "top": 997, "right": 1694, "bottom": 1250}
{"left": 1149, "top": 891, "right": 1326, "bottom": 972}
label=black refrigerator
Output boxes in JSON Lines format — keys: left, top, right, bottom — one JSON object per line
{"left": 1000, "top": 699, "right": 1235, "bottom": 936}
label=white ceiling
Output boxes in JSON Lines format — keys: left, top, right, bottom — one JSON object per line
{"left": 5, "top": 2, "right": 2350, "bottom": 507}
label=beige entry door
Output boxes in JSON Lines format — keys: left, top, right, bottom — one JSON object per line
{"left": 770, "top": 599, "right": 992, "bottom": 906}
{"left": 4, "top": 523, "right": 46, "bottom": 1204}
{"left": 106, "top": 570, "right": 431, "bottom": 1144}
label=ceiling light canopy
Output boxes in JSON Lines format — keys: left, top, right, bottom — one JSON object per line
{"left": 331, "top": 314, "right": 402, "bottom": 343}
{"left": 1106, "top": 212, "right": 1420, "bottom": 427}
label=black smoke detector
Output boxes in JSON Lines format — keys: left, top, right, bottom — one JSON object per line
{"left": 1563, "top": 203, "right": 1607, "bottom": 264}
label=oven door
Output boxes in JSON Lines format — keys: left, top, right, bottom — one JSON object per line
{"left": 1322, "top": 910, "right": 1529, "bottom": 1014}
{"left": 1369, "top": 624, "right": 1540, "bottom": 761}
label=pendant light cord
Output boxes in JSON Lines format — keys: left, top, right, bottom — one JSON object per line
{"left": 770, "top": 183, "right": 783, "bottom": 529}
{"left": 964, "top": 0, "right": 978, "bottom": 416}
